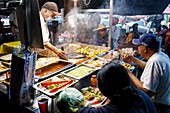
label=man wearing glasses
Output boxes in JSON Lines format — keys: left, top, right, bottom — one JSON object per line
{"left": 40, "top": 2, "right": 67, "bottom": 60}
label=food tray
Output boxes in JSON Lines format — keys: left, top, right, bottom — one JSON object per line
{"left": 35, "top": 59, "right": 75, "bottom": 80}
{"left": 62, "top": 64, "right": 96, "bottom": 80}
{"left": 33, "top": 74, "right": 78, "bottom": 97}
{"left": 83, "top": 57, "right": 109, "bottom": 68}
{"left": 73, "top": 71, "right": 107, "bottom": 107}
{"left": 99, "top": 50, "right": 120, "bottom": 61}
{"left": 120, "top": 62, "right": 135, "bottom": 72}
{"left": 81, "top": 86, "right": 107, "bottom": 107}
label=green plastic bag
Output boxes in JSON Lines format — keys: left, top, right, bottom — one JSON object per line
{"left": 56, "top": 88, "right": 85, "bottom": 113}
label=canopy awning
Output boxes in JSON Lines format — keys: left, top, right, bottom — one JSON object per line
{"left": 163, "top": 5, "right": 170, "bottom": 14}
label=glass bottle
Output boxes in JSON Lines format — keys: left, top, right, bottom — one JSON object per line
{"left": 91, "top": 75, "right": 98, "bottom": 87}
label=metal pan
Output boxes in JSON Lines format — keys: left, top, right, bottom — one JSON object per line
{"left": 35, "top": 59, "right": 75, "bottom": 81}
{"left": 83, "top": 57, "right": 109, "bottom": 69}
{"left": 62, "top": 64, "right": 96, "bottom": 80}
{"left": 73, "top": 70, "right": 107, "bottom": 107}
{"left": 33, "top": 74, "right": 78, "bottom": 97}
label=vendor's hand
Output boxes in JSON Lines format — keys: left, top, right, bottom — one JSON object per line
{"left": 56, "top": 49, "right": 68, "bottom": 61}
{"left": 56, "top": 49, "right": 65, "bottom": 56}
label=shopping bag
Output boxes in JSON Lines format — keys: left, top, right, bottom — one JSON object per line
{"left": 10, "top": 44, "right": 37, "bottom": 106}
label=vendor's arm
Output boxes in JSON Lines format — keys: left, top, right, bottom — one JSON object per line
{"left": 44, "top": 42, "right": 68, "bottom": 60}
{"left": 127, "top": 69, "right": 154, "bottom": 97}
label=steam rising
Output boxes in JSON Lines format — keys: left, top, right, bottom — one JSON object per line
{"left": 57, "top": 8, "right": 101, "bottom": 44}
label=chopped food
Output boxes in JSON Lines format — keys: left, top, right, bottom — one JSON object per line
{"left": 75, "top": 47, "right": 107, "bottom": 58}
{"left": 102, "top": 54, "right": 116, "bottom": 59}
{"left": 121, "top": 63, "right": 133, "bottom": 68}
{"left": 81, "top": 86, "right": 104, "bottom": 102}
{"left": 121, "top": 63, "right": 135, "bottom": 71}
{"left": 87, "top": 60, "right": 107, "bottom": 67}
{"left": 66, "top": 66, "right": 94, "bottom": 79}
{"left": 37, "top": 76, "right": 73, "bottom": 94}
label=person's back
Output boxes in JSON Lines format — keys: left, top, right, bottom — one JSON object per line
{"left": 77, "top": 63, "right": 156, "bottom": 113}
{"left": 141, "top": 51, "right": 170, "bottom": 106}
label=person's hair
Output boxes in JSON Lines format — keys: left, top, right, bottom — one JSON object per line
{"left": 97, "top": 62, "right": 133, "bottom": 99}
{"left": 162, "top": 25, "right": 168, "bottom": 30}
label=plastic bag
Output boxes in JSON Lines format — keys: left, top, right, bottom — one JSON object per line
{"left": 56, "top": 88, "right": 85, "bottom": 113}
{"left": 10, "top": 44, "right": 36, "bottom": 106}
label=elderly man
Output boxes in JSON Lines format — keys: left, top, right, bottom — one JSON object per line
{"left": 40, "top": 2, "right": 67, "bottom": 60}
{"left": 90, "top": 24, "right": 108, "bottom": 46}
{"left": 111, "top": 17, "right": 120, "bottom": 49}
{"left": 124, "top": 33, "right": 170, "bottom": 113}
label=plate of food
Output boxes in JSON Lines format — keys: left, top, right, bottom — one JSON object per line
{"left": 34, "top": 74, "right": 77, "bottom": 96}
{"left": 121, "top": 63, "right": 135, "bottom": 72}
{"left": 62, "top": 64, "right": 95, "bottom": 80}
{"left": 81, "top": 86, "right": 106, "bottom": 107}
{"left": 85, "top": 57, "right": 108, "bottom": 68}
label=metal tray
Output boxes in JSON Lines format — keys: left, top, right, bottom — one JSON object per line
{"left": 83, "top": 57, "right": 109, "bottom": 69}
{"left": 62, "top": 64, "right": 96, "bottom": 80}
{"left": 33, "top": 74, "right": 78, "bottom": 97}
{"left": 35, "top": 59, "right": 75, "bottom": 80}
{"left": 99, "top": 50, "right": 119, "bottom": 61}
{"left": 73, "top": 70, "right": 107, "bottom": 107}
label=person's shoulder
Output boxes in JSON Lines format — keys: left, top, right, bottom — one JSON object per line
{"left": 77, "top": 104, "right": 118, "bottom": 113}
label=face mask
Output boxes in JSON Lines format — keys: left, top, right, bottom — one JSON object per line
{"left": 45, "top": 17, "right": 52, "bottom": 22}
{"left": 45, "top": 17, "right": 52, "bottom": 25}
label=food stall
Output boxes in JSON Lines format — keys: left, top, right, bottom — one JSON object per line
{"left": 0, "top": 0, "right": 169, "bottom": 113}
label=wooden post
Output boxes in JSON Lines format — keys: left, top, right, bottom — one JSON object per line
{"left": 108, "top": 0, "right": 113, "bottom": 49}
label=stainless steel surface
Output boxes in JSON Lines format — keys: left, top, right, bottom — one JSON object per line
{"left": 33, "top": 74, "right": 78, "bottom": 97}
{"left": 35, "top": 60, "right": 75, "bottom": 80}
{"left": 62, "top": 64, "right": 96, "bottom": 80}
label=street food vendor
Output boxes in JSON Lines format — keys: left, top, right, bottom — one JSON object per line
{"left": 40, "top": 2, "right": 68, "bottom": 60}
{"left": 90, "top": 24, "right": 108, "bottom": 46}
{"left": 124, "top": 33, "right": 170, "bottom": 113}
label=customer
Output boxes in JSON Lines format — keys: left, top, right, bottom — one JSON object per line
{"left": 123, "top": 33, "right": 170, "bottom": 113}
{"left": 111, "top": 17, "right": 120, "bottom": 49}
{"left": 77, "top": 62, "right": 156, "bottom": 113}
{"left": 126, "top": 23, "right": 140, "bottom": 44}
{"left": 162, "top": 28, "right": 170, "bottom": 58}
{"left": 90, "top": 24, "right": 108, "bottom": 46}
{"left": 40, "top": 2, "right": 67, "bottom": 60}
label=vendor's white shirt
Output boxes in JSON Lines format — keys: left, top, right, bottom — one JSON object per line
{"left": 39, "top": 12, "right": 50, "bottom": 43}
{"left": 140, "top": 52, "right": 170, "bottom": 105}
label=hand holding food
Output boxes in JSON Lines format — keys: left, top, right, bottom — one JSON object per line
{"left": 122, "top": 53, "right": 133, "bottom": 63}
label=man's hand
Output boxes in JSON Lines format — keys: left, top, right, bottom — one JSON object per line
{"left": 122, "top": 53, "right": 134, "bottom": 63}
{"left": 44, "top": 42, "right": 68, "bottom": 60}
{"left": 56, "top": 49, "right": 65, "bottom": 56}
{"left": 56, "top": 49, "right": 68, "bottom": 61}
